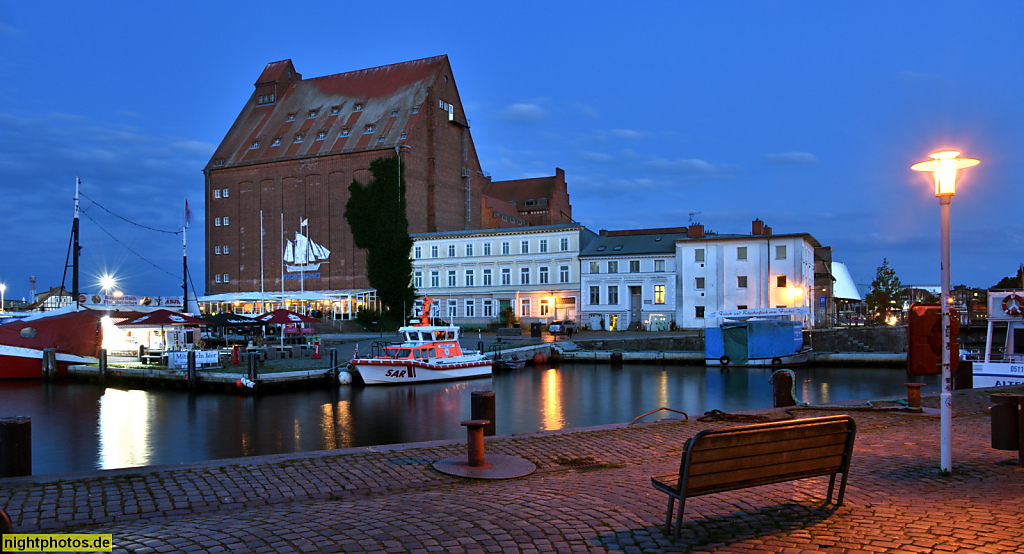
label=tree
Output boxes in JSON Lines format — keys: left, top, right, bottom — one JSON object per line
{"left": 993, "top": 264, "right": 1024, "bottom": 290}
{"left": 344, "top": 155, "right": 415, "bottom": 324}
{"left": 866, "top": 258, "right": 902, "bottom": 324}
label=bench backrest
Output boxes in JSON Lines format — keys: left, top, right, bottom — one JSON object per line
{"left": 679, "top": 415, "right": 856, "bottom": 497}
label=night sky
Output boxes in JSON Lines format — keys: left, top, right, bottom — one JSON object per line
{"left": 1, "top": 2, "right": 1021, "bottom": 302}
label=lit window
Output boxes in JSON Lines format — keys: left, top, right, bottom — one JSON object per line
{"left": 777, "top": 275, "right": 787, "bottom": 288}
{"left": 540, "top": 302, "right": 549, "bottom": 317}
{"left": 520, "top": 298, "right": 530, "bottom": 317}
{"left": 654, "top": 285, "right": 665, "bottom": 304}
{"left": 590, "top": 262, "right": 600, "bottom": 274}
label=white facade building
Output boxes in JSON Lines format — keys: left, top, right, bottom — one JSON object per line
{"left": 579, "top": 229, "right": 687, "bottom": 331}
{"left": 410, "top": 224, "right": 597, "bottom": 327}
{"left": 676, "top": 222, "right": 819, "bottom": 329}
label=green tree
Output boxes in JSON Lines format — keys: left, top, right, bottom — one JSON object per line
{"left": 993, "top": 264, "right": 1024, "bottom": 289}
{"left": 866, "top": 258, "right": 902, "bottom": 324}
{"left": 344, "top": 155, "right": 414, "bottom": 324}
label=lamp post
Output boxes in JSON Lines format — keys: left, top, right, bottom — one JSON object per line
{"left": 911, "top": 150, "right": 979, "bottom": 473}
{"left": 99, "top": 274, "right": 116, "bottom": 305}
{"left": 0, "top": 283, "right": 5, "bottom": 313}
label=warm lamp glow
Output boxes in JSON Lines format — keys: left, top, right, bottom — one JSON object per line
{"left": 911, "top": 150, "right": 980, "bottom": 197}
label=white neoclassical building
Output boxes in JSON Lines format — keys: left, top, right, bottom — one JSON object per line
{"left": 410, "top": 224, "right": 597, "bottom": 328}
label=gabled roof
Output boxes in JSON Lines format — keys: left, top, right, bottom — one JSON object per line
{"left": 580, "top": 232, "right": 689, "bottom": 257}
{"left": 485, "top": 175, "right": 555, "bottom": 205}
{"left": 208, "top": 56, "right": 452, "bottom": 170}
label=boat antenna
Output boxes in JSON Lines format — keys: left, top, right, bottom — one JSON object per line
{"left": 73, "top": 177, "right": 81, "bottom": 308}
{"left": 182, "top": 199, "right": 189, "bottom": 314}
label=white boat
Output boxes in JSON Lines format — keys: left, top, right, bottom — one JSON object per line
{"left": 962, "top": 290, "right": 1024, "bottom": 387}
{"left": 349, "top": 298, "right": 492, "bottom": 385}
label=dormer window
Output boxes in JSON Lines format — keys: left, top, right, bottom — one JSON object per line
{"left": 377, "top": 136, "right": 386, "bottom": 143}
{"left": 249, "top": 139, "right": 261, "bottom": 150}
{"left": 271, "top": 137, "right": 281, "bottom": 147}
{"left": 399, "top": 131, "right": 408, "bottom": 140}
{"left": 308, "top": 109, "right": 318, "bottom": 119}
{"left": 525, "top": 199, "right": 536, "bottom": 206}
{"left": 354, "top": 103, "right": 363, "bottom": 112}
{"left": 538, "top": 198, "right": 548, "bottom": 206}
{"left": 596, "top": 246, "right": 607, "bottom": 251}
{"left": 613, "top": 245, "right": 623, "bottom": 251}
{"left": 390, "top": 109, "right": 399, "bottom": 117}
{"left": 317, "top": 131, "right": 326, "bottom": 141}
{"left": 286, "top": 113, "right": 296, "bottom": 122}
{"left": 213, "top": 158, "right": 225, "bottom": 166}
{"left": 340, "top": 128, "right": 350, "bottom": 137}
{"left": 412, "top": 105, "right": 420, "bottom": 114}
{"left": 294, "top": 134, "right": 303, "bottom": 143}
{"left": 330, "top": 106, "right": 340, "bottom": 115}
{"left": 364, "top": 124, "right": 375, "bottom": 134}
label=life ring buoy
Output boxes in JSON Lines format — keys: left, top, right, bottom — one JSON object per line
{"left": 1003, "top": 294, "right": 1024, "bottom": 317}
{"left": 720, "top": 356, "right": 730, "bottom": 366}
{"left": 771, "top": 357, "right": 782, "bottom": 366}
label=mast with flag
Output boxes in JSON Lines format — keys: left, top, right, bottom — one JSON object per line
{"left": 182, "top": 200, "right": 190, "bottom": 314}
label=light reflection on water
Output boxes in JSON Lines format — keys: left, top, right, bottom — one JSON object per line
{"left": 0, "top": 363, "right": 938, "bottom": 475}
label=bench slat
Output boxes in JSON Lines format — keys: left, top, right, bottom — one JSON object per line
{"left": 692, "top": 420, "right": 851, "bottom": 450}
{"left": 688, "top": 433, "right": 850, "bottom": 465}
{"left": 687, "top": 442, "right": 849, "bottom": 479}
{"left": 686, "top": 454, "right": 847, "bottom": 494}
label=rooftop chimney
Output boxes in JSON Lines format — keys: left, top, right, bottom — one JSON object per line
{"left": 752, "top": 219, "right": 764, "bottom": 235}
{"left": 687, "top": 224, "right": 704, "bottom": 238}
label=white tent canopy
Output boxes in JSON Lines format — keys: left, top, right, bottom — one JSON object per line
{"left": 832, "top": 262, "right": 862, "bottom": 301}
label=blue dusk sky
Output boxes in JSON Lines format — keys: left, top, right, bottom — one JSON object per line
{"left": 1, "top": 2, "right": 1022, "bottom": 302}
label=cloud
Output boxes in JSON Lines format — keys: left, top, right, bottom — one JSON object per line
{"left": 495, "top": 103, "right": 548, "bottom": 123}
{"left": 0, "top": 24, "right": 20, "bottom": 36}
{"left": 643, "top": 157, "right": 723, "bottom": 175}
{"left": 575, "top": 104, "right": 600, "bottom": 118}
{"left": 764, "top": 151, "right": 818, "bottom": 165}
{"left": 575, "top": 151, "right": 614, "bottom": 164}
{"left": 610, "top": 129, "right": 644, "bottom": 140}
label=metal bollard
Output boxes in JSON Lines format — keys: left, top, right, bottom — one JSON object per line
{"left": 0, "top": 416, "right": 31, "bottom": 477}
{"left": 471, "top": 390, "right": 496, "bottom": 436}
{"left": 247, "top": 354, "right": 258, "bottom": 381}
{"left": 461, "top": 419, "right": 490, "bottom": 467}
{"left": 904, "top": 383, "right": 926, "bottom": 410}
{"left": 187, "top": 350, "right": 197, "bottom": 388}
{"left": 98, "top": 348, "right": 107, "bottom": 385}
{"left": 771, "top": 370, "right": 796, "bottom": 408}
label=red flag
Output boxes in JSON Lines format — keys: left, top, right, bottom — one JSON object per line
{"left": 185, "top": 200, "right": 192, "bottom": 227}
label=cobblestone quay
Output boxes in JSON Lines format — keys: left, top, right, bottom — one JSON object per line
{"left": 2, "top": 386, "right": 1023, "bottom": 552}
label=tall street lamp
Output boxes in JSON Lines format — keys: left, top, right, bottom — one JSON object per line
{"left": 0, "top": 283, "right": 6, "bottom": 313}
{"left": 911, "top": 150, "right": 979, "bottom": 473}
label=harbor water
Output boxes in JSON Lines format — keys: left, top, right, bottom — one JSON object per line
{"left": 0, "top": 362, "right": 938, "bottom": 476}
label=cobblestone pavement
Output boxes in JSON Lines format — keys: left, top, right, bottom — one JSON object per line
{"left": 3, "top": 386, "right": 1024, "bottom": 552}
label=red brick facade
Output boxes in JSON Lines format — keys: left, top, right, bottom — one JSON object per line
{"left": 204, "top": 56, "right": 490, "bottom": 294}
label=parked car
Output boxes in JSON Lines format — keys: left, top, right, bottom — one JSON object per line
{"left": 548, "top": 320, "right": 578, "bottom": 335}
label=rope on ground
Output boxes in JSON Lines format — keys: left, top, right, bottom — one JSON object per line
{"left": 696, "top": 409, "right": 772, "bottom": 423}
{"left": 628, "top": 407, "right": 688, "bottom": 427}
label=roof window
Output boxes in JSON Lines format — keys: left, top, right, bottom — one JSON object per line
{"left": 596, "top": 246, "right": 607, "bottom": 251}
{"left": 213, "top": 158, "right": 225, "bottom": 166}
{"left": 330, "top": 106, "right": 340, "bottom": 115}
{"left": 340, "top": 128, "right": 350, "bottom": 137}
{"left": 613, "top": 245, "right": 623, "bottom": 251}
{"left": 249, "top": 139, "right": 261, "bottom": 150}
{"left": 316, "top": 131, "right": 326, "bottom": 141}
{"left": 271, "top": 137, "right": 281, "bottom": 147}
{"left": 286, "top": 113, "right": 296, "bottom": 122}
{"left": 412, "top": 105, "right": 420, "bottom": 114}
{"left": 364, "top": 124, "right": 375, "bottom": 134}
{"left": 354, "top": 103, "right": 363, "bottom": 112}
{"left": 525, "top": 199, "right": 536, "bottom": 206}
{"left": 294, "top": 134, "right": 303, "bottom": 143}
{"left": 654, "top": 237, "right": 662, "bottom": 242}
{"left": 391, "top": 109, "right": 399, "bottom": 117}
{"left": 308, "top": 109, "right": 318, "bottom": 119}
{"left": 377, "top": 136, "right": 385, "bottom": 143}
{"left": 399, "top": 131, "right": 408, "bottom": 140}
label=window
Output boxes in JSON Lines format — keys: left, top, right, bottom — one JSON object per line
{"left": 354, "top": 103, "right": 363, "bottom": 112}
{"left": 525, "top": 199, "right": 536, "bottom": 207}
{"left": 608, "top": 286, "right": 618, "bottom": 305}
{"left": 294, "top": 134, "right": 303, "bottom": 143}
{"left": 308, "top": 110, "right": 318, "bottom": 119}
{"left": 538, "top": 266, "right": 549, "bottom": 284}
{"left": 222, "top": 217, "right": 229, "bottom": 226}
{"left": 559, "top": 265, "right": 570, "bottom": 283}
{"left": 737, "top": 246, "right": 747, "bottom": 260}
{"left": 737, "top": 305, "right": 748, "bottom": 310}
{"left": 695, "top": 306, "right": 705, "bottom": 318}
{"left": 222, "top": 188, "right": 229, "bottom": 198}
{"left": 608, "top": 261, "right": 618, "bottom": 273}
{"left": 400, "top": 131, "right": 408, "bottom": 140}
{"left": 560, "top": 237, "right": 569, "bottom": 251}
{"left": 412, "top": 104, "right": 419, "bottom": 114}
{"left": 448, "top": 244, "right": 455, "bottom": 257}
{"left": 249, "top": 139, "right": 261, "bottom": 150}
{"left": 590, "top": 286, "right": 600, "bottom": 305}
{"left": 414, "top": 246, "right": 422, "bottom": 259}
{"left": 222, "top": 274, "right": 230, "bottom": 283}
{"left": 447, "top": 270, "right": 456, "bottom": 287}
{"left": 223, "top": 245, "right": 229, "bottom": 254}
{"left": 390, "top": 109, "right": 399, "bottom": 117}
{"left": 378, "top": 136, "right": 386, "bottom": 143}
{"left": 465, "top": 269, "right": 474, "bottom": 287}
{"left": 483, "top": 268, "right": 492, "bottom": 286}
{"left": 447, "top": 299, "right": 457, "bottom": 319}
{"left": 520, "top": 298, "right": 531, "bottom": 317}
{"left": 340, "top": 128, "right": 350, "bottom": 137}
{"left": 413, "top": 271, "right": 423, "bottom": 288}
{"left": 737, "top": 275, "right": 748, "bottom": 288}
{"left": 331, "top": 106, "right": 340, "bottom": 115}
{"left": 629, "top": 260, "right": 640, "bottom": 273}
{"left": 654, "top": 259, "right": 666, "bottom": 272}
{"left": 431, "top": 245, "right": 439, "bottom": 258}
{"left": 465, "top": 299, "right": 475, "bottom": 318}
{"left": 520, "top": 240, "right": 529, "bottom": 254}
{"left": 539, "top": 239, "right": 548, "bottom": 253}
{"left": 540, "top": 301, "right": 549, "bottom": 317}
{"left": 520, "top": 267, "right": 530, "bottom": 285}
{"left": 286, "top": 113, "right": 296, "bottom": 121}
{"left": 483, "top": 299, "right": 494, "bottom": 318}
{"left": 214, "top": 189, "right": 221, "bottom": 199}
{"left": 501, "top": 241, "right": 510, "bottom": 255}
{"left": 271, "top": 137, "right": 281, "bottom": 147}
{"left": 215, "top": 246, "right": 221, "bottom": 254}
{"left": 430, "top": 270, "right": 439, "bottom": 287}
{"left": 695, "top": 277, "right": 705, "bottom": 290}
{"left": 695, "top": 249, "right": 705, "bottom": 262}
{"left": 590, "top": 262, "right": 600, "bottom": 274}
{"left": 776, "top": 245, "right": 787, "bottom": 260}
{"left": 316, "top": 131, "right": 326, "bottom": 141}
{"left": 654, "top": 285, "right": 665, "bottom": 304}
{"left": 501, "top": 268, "right": 511, "bottom": 285}
{"left": 364, "top": 124, "right": 375, "bottom": 134}
{"left": 777, "top": 275, "right": 787, "bottom": 288}
{"left": 483, "top": 242, "right": 491, "bottom": 256}
{"left": 214, "top": 217, "right": 221, "bottom": 226}
{"left": 613, "top": 245, "right": 623, "bottom": 251}
{"left": 465, "top": 243, "right": 473, "bottom": 256}
{"left": 215, "top": 274, "right": 221, "bottom": 283}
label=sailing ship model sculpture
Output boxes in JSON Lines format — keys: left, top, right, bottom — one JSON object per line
{"left": 283, "top": 218, "right": 330, "bottom": 272}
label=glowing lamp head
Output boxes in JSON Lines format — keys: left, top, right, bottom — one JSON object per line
{"left": 911, "top": 150, "right": 979, "bottom": 197}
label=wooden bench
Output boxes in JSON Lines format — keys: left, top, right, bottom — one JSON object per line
{"left": 651, "top": 415, "right": 856, "bottom": 538}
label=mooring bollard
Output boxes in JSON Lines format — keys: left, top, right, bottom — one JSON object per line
{"left": 461, "top": 419, "right": 490, "bottom": 467}
{"left": 247, "top": 354, "right": 258, "bottom": 381}
{"left": 98, "top": 348, "right": 107, "bottom": 385}
{"left": 0, "top": 416, "right": 32, "bottom": 478}
{"left": 904, "top": 383, "right": 926, "bottom": 410}
{"left": 771, "top": 369, "right": 796, "bottom": 408}
{"left": 42, "top": 348, "right": 57, "bottom": 380}
{"left": 471, "top": 390, "right": 496, "bottom": 436}
{"left": 329, "top": 348, "right": 338, "bottom": 372}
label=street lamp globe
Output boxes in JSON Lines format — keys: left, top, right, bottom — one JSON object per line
{"left": 911, "top": 150, "right": 979, "bottom": 197}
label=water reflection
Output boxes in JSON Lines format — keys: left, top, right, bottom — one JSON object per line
{"left": 0, "top": 363, "right": 938, "bottom": 475}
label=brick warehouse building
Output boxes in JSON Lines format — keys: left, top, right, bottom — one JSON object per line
{"left": 203, "top": 56, "right": 492, "bottom": 305}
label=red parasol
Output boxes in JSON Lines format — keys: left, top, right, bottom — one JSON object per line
{"left": 117, "top": 309, "right": 210, "bottom": 327}
{"left": 253, "top": 309, "right": 319, "bottom": 325}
